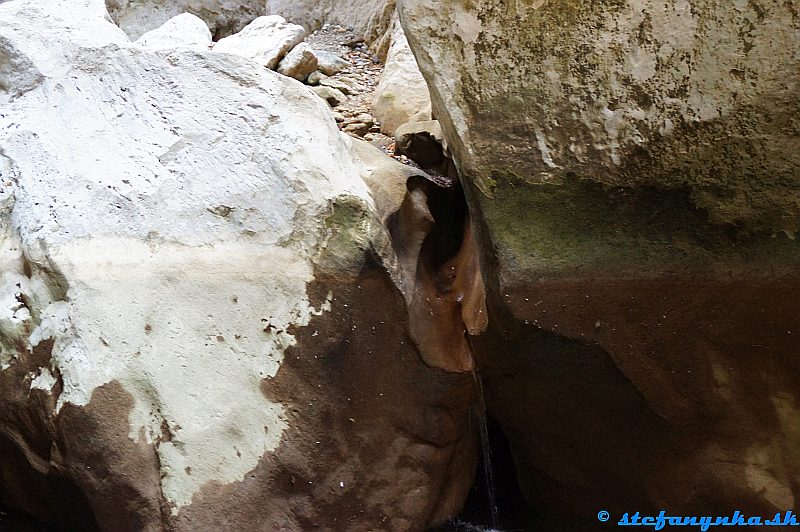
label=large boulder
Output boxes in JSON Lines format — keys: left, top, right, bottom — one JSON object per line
{"left": 276, "top": 42, "right": 318, "bottom": 81}
{"left": 399, "top": 0, "right": 800, "bottom": 527}
{"left": 0, "top": 1, "right": 486, "bottom": 529}
{"left": 135, "top": 13, "right": 213, "bottom": 51}
{"left": 265, "top": 0, "right": 395, "bottom": 45}
{"left": 315, "top": 50, "right": 349, "bottom": 76}
{"left": 400, "top": 0, "right": 799, "bottom": 234}
{"left": 213, "top": 15, "right": 306, "bottom": 70}
{"left": 372, "top": 23, "right": 432, "bottom": 135}
{"left": 104, "top": 0, "right": 265, "bottom": 40}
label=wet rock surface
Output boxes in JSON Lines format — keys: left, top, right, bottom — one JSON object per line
{"left": 399, "top": 0, "right": 800, "bottom": 526}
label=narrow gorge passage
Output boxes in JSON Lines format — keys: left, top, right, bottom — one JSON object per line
{"left": 1, "top": 0, "right": 798, "bottom": 530}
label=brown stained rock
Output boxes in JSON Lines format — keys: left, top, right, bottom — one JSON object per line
{"left": 397, "top": 0, "right": 800, "bottom": 525}
{"left": 0, "top": 339, "right": 97, "bottom": 531}
{"left": 55, "top": 383, "right": 165, "bottom": 532}
{"left": 0, "top": 194, "right": 484, "bottom": 531}
{"left": 472, "top": 276, "right": 800, "bottom": 528}
{"left": 0, "top": 370, "right": 163, "bottom": 531}
{"left": 176, "top": 265, "right": 478, "bottom": 530}
{"left": 382, "top": 171, "right": 486, "bottom": 374}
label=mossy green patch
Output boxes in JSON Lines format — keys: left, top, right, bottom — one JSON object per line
{"left": 478, "top": 176, "right": 800, "bottom": 281}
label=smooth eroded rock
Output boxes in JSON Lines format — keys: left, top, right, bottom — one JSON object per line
{"left": 134, "top": 13, "right": 212, "bottom": 51}
{"left": 0, "top": 1, "right": 485, "bottom": 529}
{"left": 105, "top": 0, "right": 265, "bottom": 40}
{"left": 213, "top": 15, "right": 306, "bottom": 70}
{"left": 399, "top": 0, "right": 800, "bottom": 525}
{"left": 372, "top": 23, "right": 431, "bottom": 135}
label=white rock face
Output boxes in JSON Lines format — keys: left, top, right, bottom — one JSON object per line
{"left": 0, "top": 0, "right": 127, "bottom": 91}
{"left": 105, "top": 0, "right": 265, "bottom": 40}
{"left": 135, "top": 13, "right": 213, "bottom": 51}
{"left": 276, "top": 42, "right": 318, "bottom": 81}
{"left": 0, "top": 0, "right": 379, "bottom": 514}
{"left": 372, "top": 23, "right": 432, "bottom": 135}
{"left": 213, "top": 15, "right": 306, "bottom": 70}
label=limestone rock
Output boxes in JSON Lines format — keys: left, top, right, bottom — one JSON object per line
{"left": 371, "top": 23, "right": 431, "bottom": 135}
{"left": 276, "top": 42, "right": 318, "bottom": 81}
{"left": 399, "top": 0, "right": 800, "bottom": 524}
{"left": 311, "top": 85, "right": 347, "bottom": 107}
{"left": 319, "top": 76, "right": 356, "bottom": 95}
{"left": 315, "top": 49, "right": 349, "bottom": 76}
{"left": 0, "top": 1, "right": 483, "bottom": 529}
{"left": 307, "top": 70, "right": 326, "bottom": 85}
{"left": 105, "top": 0, "right": 265, "bottom": 40}
{"left": 134, "top": 13, "right": 212, "bottom": 51}
{"left": 0, "top": 0, "right": 127, "bottom": 90}
{"left": 399, "top": 0, "right": 800, "bottom": 233}
{"left": 265, "top": 0, "right": 395, "bottom": 45}
{"left": 213, "top": 15, "right": 306, "bottom": 70}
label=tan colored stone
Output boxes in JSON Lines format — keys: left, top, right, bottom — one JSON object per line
{"left": 371, "top": 23, "right": 431, "bottom": 135}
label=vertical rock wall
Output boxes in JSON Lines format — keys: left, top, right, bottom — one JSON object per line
{"left": 398, "top": 0, "right": 800, "bottom": 525}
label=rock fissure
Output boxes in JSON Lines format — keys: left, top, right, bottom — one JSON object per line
{"left": 1, "top": 0, "right": 798, "bottom": 530}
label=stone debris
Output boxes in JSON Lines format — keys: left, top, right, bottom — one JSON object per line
{"left": 303, "top": 24, "right": 403, "bottom": 161}
{"left": 207, "top": 21, "right": 401, "bottom": 158}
